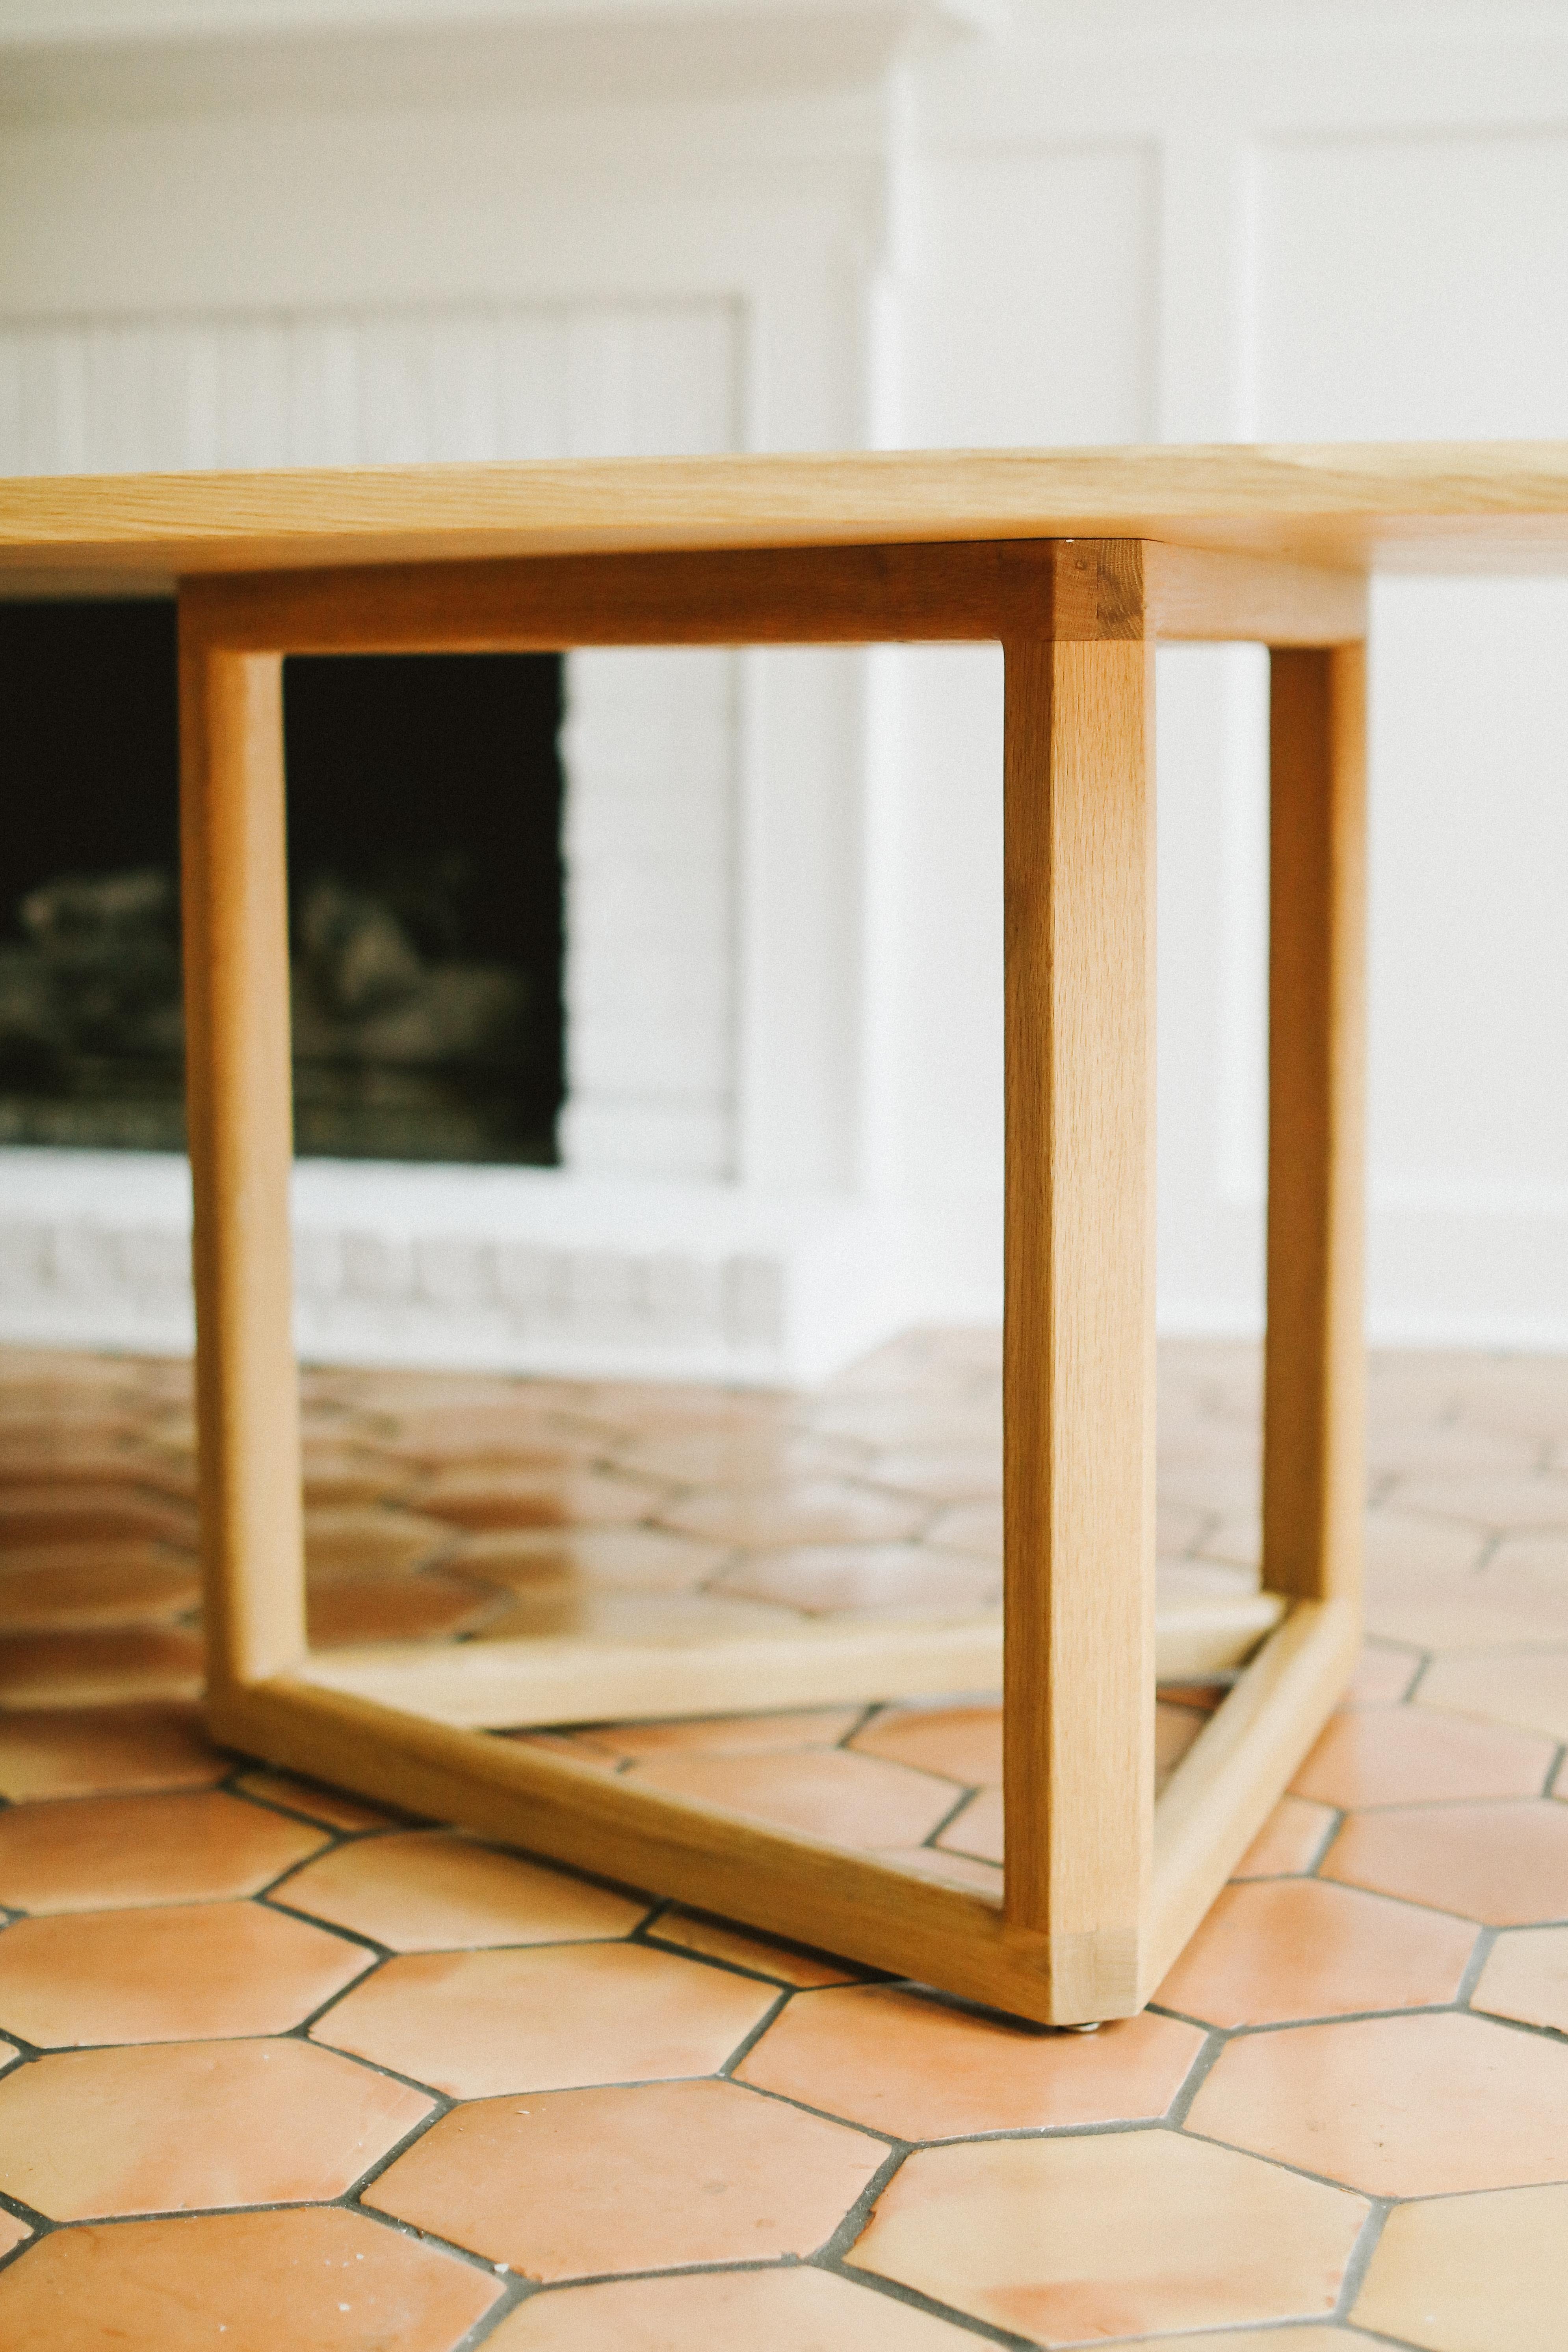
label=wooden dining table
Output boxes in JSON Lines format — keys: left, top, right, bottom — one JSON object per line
{"left": 6, "top": 441, "right": 1566, "bottom": 2024}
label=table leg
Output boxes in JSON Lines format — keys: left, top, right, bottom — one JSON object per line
{"left": 179, "top": 626, "right": 306, "bottom": 1694}
{"left": 1263, "top": 645, "right": 1367, "bottom": 1610}
{"left": 1001, "top": 621, "right": 1157, "bottom": 2024}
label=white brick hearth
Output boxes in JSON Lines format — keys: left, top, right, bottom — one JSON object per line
{"left": 0, "top": 280, "right": 894, "bottom": 1380}
{"left": 0, "top": 1151, "right": 888, "bottom": 1383}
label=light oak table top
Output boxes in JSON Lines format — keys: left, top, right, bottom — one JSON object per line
{"left": 7, "top": 443, "right": 1568, "bottom": 592}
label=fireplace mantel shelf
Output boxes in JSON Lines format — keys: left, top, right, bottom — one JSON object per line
{"left": 0, "top": 0, "right": 997, "bottom": 119}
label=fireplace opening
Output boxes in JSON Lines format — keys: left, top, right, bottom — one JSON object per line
{"left": 0, "top": 600, "right": 566, "bottom": 1164}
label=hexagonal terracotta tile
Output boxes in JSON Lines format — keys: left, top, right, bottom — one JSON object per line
{"left": 306, "top": 1567, "right": 507, "bottom": 1646}
{"left": 1472, "top": 1924, "right": 1568, "bottom": 2033}
{"left": 0, "top": 1791, "right": 327, "bottom": 1912}
{"left": 0, "top": 2206, "right": 499, "bottom": 2350}
{"left": 1367, "top": 1575, "right": 1568, "bottom": 1656}
{"left": 1369, "top": 1419, "right": 1540, "bottom": 1476}
{"left": 922, "top": 1499, "right": 1001, "bottom": 1559}
{"left": 1156, "top": 1879, "right": 1477, "bottom": 2026}
{"left": 1391, "top": 1471, "right": 1568, "bottom": 1529}
{"left": 1353, "top": 2183, "right": 1568, "bottom": 2351}
{"left": 312, "top": 1940, "right": 776, "bottom": 2097}
{"left": 0, "top": 1626, "right": 204, "bottom": 1707}
{"left": 849, "top": 1705, "right": 1002, "bottom": 1785}
{"left": 0, "top": 1352, "right": 135, "bottom": 1403}
{"left": 1187, "top": 2010, "right": 1568, "bottom": 2195}
{"left": 1321, "top": 1799, "right": 1568, "bottom": 1924}
{"left": 934, "top": 1785, "right": 1001, "bottom": 1864}
{"left": 801, "top": 1393, "right": 998, "bottom": 1450}
{"left": 1157, "top": 1700, "right": 1212, "bottom": 1784}
{"left": 1233, "top": 1796, "right": 1338, "bottom": 1877}
{"left": 454, "top": 1525, "right": 727, "bottom": 1594}
{"left": 0, "top": 1484, "right": 197, "bottom": 1547}
{"left": 656, "top": 1479, "right": 926, "bottom": 1548}
{"left": 648, "top": 1908, "right": 860, "bottom": 1987}
{"left": 0, "top": 1414, "right": 144, "bottom": 1473}
{"left": 486, "top": 2266, "right": 977, "bottom": 2349}
{"left": 1363, "top": 1505, "right": 1495, "bottom": 1580}
{"left": 281, "top": 1829, "right": 648, "bottom": 1949}
{"left": 304, "top": 1505, "right": 455, "bottom": 1575}
{"left": 301, "top": 1444, "right": 414, "bottom": 1506}
{"left": 1489, "top": 1528, "right": 1568, "bottom": 1581}
{"left": 1025, "top": 2336, "right": 1350, "bottom": 2352}
{"left": 0, "top": 1702, "right": 223, "bottom": 1801}
{"left": 379, "top": 1398, "right": 606, "bottom": 1462}
{"left": 0, "top": 1544, "right": 199, "bottom": 1631}
{"left": 476, "top": 1589, "right": 801, "bottom": 1645}
{"left": 0, "top": 1901, "right": 372, "bottom": 2046}
{"left": 623, "top": 1747, "right": 958, "bottom": 1850}
{"left": 848, "top": 2128, "right": 1366, "bottom": 2340}
{"left": 1369, "top": 1549, "right": 1568, "bottom": 1652}
{"left": 712, "top": 1543, "right": 998, "bottom": 1616}
{"left": 1418, "top": 1650, "right": 1568, "bottom": 1742}
{"left": 417, "top": 1467, "right": 666, "bottom": 1531}
{"left": 570, "top": 1707, "right": 862, "bottom": 1760}
{"left": 368, "top": 2076, "right": 881, "bottom": 2276}
{"left": 735, "top": 1983, "right": 1204, "bottom": 2138}
{"left": 1291, "top": 1707, "right": 1557, "bottom": 1808}
{"left": 1343, "top": 1644, "right": 1423, "bottom": 1704}
{"left": 1155, "top": 1498, "right": 1213, "bottom": 1554}
{"left": 232, "top": 1771, "right": 396, "bottom": 1832}
{"left": 612, "top": 1428, "right": 862, "bottom": 1485}
{"left": 578, "top": 1381, "right": 791, "bottom": 1439}
{"left": 861, "top": 1445, "right": 1002, "bottom": 1503}
{"left": 1192, "top": 1509, "right": 1261, "bottom": 1570}
{"left": 0, "top": 2038, "right": 432, "bottom": 2217}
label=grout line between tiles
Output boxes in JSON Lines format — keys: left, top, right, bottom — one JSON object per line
{"left": 811, "top": 2249, "right": 1042, "bottom": 2347}
{"left": 713, "top": 1983, "right": 794, "bottom": 2075}
{"left": 1453, "top": 1922, "right": 1500, "bottom": 2008}
{"left": 1332, "top": 2196, "right": 1395, "bottom": 2328}
{"left": 1160, "top": 2025, "right": 1230, "bottom": 2127}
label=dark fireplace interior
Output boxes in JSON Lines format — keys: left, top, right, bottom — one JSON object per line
{"left": 0, "top": 600, "right": 565, "bottom": 1163}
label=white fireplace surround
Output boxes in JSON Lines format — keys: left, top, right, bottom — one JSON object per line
{"left": 0, "top": 287, "right": 897, "bottom": 1381}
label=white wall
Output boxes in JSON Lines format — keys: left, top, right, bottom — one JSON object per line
{"left": 6, "top": 0, "right": 1568, "bottom": 1357}
{"left": 889, "top": 0, "right": 1568, "bottom": 1347}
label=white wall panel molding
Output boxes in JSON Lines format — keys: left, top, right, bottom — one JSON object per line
{"left": 915, "top": 5, "right": 1568, "bottom": 153}
{"left": 890, "top": 4, "right": 1568, "bottom": 1349}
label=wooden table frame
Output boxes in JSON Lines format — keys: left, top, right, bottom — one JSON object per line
{"left": 181, "top": 529, "right": 1366, "bottom": 2027}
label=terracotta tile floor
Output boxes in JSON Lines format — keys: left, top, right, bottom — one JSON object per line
{"left": 1, "top": 1332, "right": 1568, "bottom": 2347}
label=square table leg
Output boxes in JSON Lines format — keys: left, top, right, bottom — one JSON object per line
{"left": 1144, "top": 634, "right": 1366, "bottom": 1990}
{"left": 1263, "top": 645, "right": 1367, "bottom": 1611}
{"left": 1001, "top": 621, "right": 1157, "bottom": 2024}
{"left": 179, "top": 633, "right": 306, "bottom": 1698}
